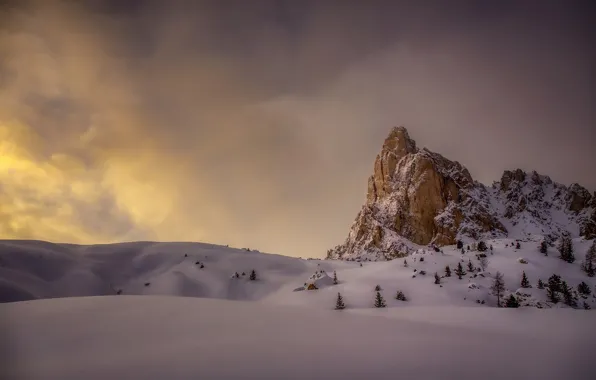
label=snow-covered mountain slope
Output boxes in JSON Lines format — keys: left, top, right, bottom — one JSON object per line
{"left": 1, "top": 296, "right": 593, "bottom": 380}
{"left": 1, "top": 238, "right": 595, "bottom": 310}
{"left": 327, "top": 127, "right": 595, "bottom": 261}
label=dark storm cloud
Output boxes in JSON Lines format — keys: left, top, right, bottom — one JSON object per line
{"left": 0, "top": 0, "right": 594, "bottom": 257}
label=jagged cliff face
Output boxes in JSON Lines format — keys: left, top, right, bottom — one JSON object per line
{"left": 328, "top": 127, "right": 595, "bottom": 261}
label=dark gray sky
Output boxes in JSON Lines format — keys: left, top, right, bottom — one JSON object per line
{"left": 0, "top": 0, "right": 594, "bottom": 257}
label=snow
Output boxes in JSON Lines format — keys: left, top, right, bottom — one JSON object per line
{"left": 1, "top": 238, "right": 595, "bottom": 378}
{"left": 1, "top": 296, "right": 593, "bottom": 380}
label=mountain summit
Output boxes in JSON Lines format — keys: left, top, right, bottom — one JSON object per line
{"left": 328, "top": 126, "right": 595, "bottom": 261}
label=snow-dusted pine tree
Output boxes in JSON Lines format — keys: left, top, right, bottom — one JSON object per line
{"left": 333, "top": 271, "right": 338, "bottom": 285}
{"left": 557, "top": 233, "right": 575, "bottom": 263}
{"left": 455, "top": 262, "right": 466, "bottom": 279}
{"left": 521, "top": 271, "right": 530, "bottom": 288}
{"left": 335, "top": 292, "right": 346, "bottom": 310}
{"left": 395, "top": 290, "right": 407, "bottom": 301}
{"left": 505, "top": 294, "right": 520, "bottom": 308}
{"left": 444, "top": 265, "right": 451, "bottom": 277}
{"left": 249, "top": 269, "right": 257, "bottom": 281}
{"left": 434, "top": 272, "right": 440, "bottom": 285}
{"left": 581, "top": 242, "right": 596, "bottom": 277}
{"left": 374, "top": 291, "right": 386, "bottom": 308}
{"left": 491, "top": 271, "right": 505, "bottom": 307}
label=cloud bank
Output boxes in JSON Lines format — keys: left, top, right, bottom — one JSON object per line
{"left": 0, "top": 0, "right": 594, "bottom": 257}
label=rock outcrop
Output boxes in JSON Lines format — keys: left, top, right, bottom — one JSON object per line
{"left": 328, "top": 126, "right": 595, "bottom": 261}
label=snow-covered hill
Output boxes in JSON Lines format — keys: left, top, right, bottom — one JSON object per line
{"left": 1, "top": 238, "right": 594, "bottom": 379}
{"left": 1, "top": 238, "right": 595, "bottom": 310}
{"left": 2, "top": 296, "right": 594, "bottom": 380}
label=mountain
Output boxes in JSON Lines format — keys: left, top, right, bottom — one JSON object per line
{"left": 327, "top": 126, "right": 595, "bottom": 261}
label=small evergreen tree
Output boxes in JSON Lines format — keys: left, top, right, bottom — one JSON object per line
{"left": 403, "top": 259, "right": 408, "bottom": 268}
{"left": 478, "top": 241, "right": 487, "bottom": 252}
{"left": 455, "top": 262, "right": 466, "bottom": 279}
{"left": 505, "top": 294, "right": 520, "bottom": 308}
{"left": 374, "top": 291, "right": 386, "bottom": 308}
{"left": 540, "top": 241, "right": 548, "bottom": 256}
{"left": 333, "top": 271, "right": 338, "bottom": 285}
{"left": 581, "top": 242, "right": 596, "bottom": 277}
{"left": 520, "top": 271, "right": 530, "bottom": 288}
{"left": 467, "top": 245, "right": 470, "bottom": 251}
{"left": 374, "top": 284, "right": 382, "bottom": 292}
{"left": 335, "top": 292, "right": 346, "bottom": 310}
{"left": 537, "top": 279, "right": 545, "bottom": 289}
{"left": 444, "top": 265, "right": 451, "bottom": 277}
{"left": 490, "top": 244, "right": 493, "bottom": 252}
{"left": 249, "top": 269, "right": 257, "bottom": 281}
{"left": 561, "top": 281, "right": 578, "bottom": 308}
{"left": 516, "top": 242, "right": 521, "bottom": 249}
{"left": 546, "top": 274, "right": 562, "bottom": 303}
{"left": 577, "top": 281, "right": 591, "bottom": 297}
{"left": 557, "top": 233, "right": 575, "bottom": 263}
{"left": 583, "top": 301, "right": 591, "bottom": 310}
{"left": 467, "top": 259, "right": 475, "bottom": 272}
{"left": 456, "top": 240, "right": 463, "bottom": 249}
{"left": 434, "top": 272, "right": 441, "bottom": 284}
{"left": 396, "top": 290, "right": 407, "bottom": 301}
{"left": 491, "top": 271, "right": 505, "bottom": 307}
{"left": 461, "top": 247, "right": 465, "bottom": 255}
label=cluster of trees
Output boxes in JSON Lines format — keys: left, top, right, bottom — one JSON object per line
{"left": 557, "top": 234, "right": 575, "bottom": 263}
{"left": 581, "top": 242, "right": 596, "bottom": 276}
{"left": 335, "top": 286, "right": 408, "bottom": 310}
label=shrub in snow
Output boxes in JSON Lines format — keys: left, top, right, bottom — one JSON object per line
{"left": 467, "top": 260, "right": 475, "bottom": 272}
{"left": 444, "top": 266, "right": 451, "bottom": 277}
{"left": 144, "top": 282, "right": 151, "bottom": 287}
{"left": 434, "top": 272, "right": 440, "bottom": 284}
{"left": 491, "top": 272, "right": 505, "bottom": 307}
{"left": 461, "top": 247, "right": 465, "bottom": 255}
{"left": 583, "top": 301, "right": 591, "bottom": 310}
{"left": 481, "top": 300, "right": 485, "bottom": 304}
{"left": 200, "top": 264, "right": 205, "bottom": 269}
{"left": 467, "top": 245, "right": 470, "bottom": 251}
{"left": 116, "top": 289, "right": 122, "bottom": 295}
{"left": 335, "top": 292, "right": 346, "bottom": 310}
{"left": 242, "top": 272, "right": 246, "bottom": 276}
{"left": 249, "top": 270, "right": 257, "bottom": 281}
{"left": 557, "top": 233, "right": 575, "bottom": 263}
{"left": 540, "top": 241, "right": 548, "bottom": 255}
{"left": 419, "top": 257, "right": 425, "bottom": 262}
{"left": 184, "top": 254, "right": 188, "bottom": 257}
{"left": 506, "top": 294, "right": 520, "bottom": 308}
{"left": 517, "top": 258, "right": 528, "bottom": 264}
{"left": 195, "top": 261, "right": 200, "bottom": 265}
{"left": 374, "top": 291, "right": 386, "bottom": 308}
{"left": 419, "top": 270, "right": 426, "bottom": 276}
{"left": 333, "top": 271, "right": 338, "bottom": 285}
{"left": 581, "top": 242, "right": 596, "bottom": 277}
{"left": 403, "top": 259, "right": 408, "bottom": 267}
{"left": 520, "top": 271, "right": 531, "bottom": 288}
{"left": 395, "top": 291, "right": 407, "bottom": 301}
{"left": 455, "top": 262, "right": 466, "bottom": 279}
{"left": 577, "top": 282, "right": 591, "bottom": 297}
{"left": 516, "top": 242, "right": 521, "bottom": 249}
{"left": 456, "top": 240, "right": 463, "bottom": 249}
{"left": 537, "top": 279, "right": 545, "bottom": 289}
{"left": 374, "top": 285, "right": 382, "bottom": 291}
{"left": 477, "top": 241, "right": 487, "bottom": 252}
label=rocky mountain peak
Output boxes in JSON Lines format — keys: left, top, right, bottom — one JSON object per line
{"left": 328, "top": 127, "right": 595, "bottom": 261}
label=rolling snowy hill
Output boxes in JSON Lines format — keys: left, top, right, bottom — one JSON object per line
{"left": 1, "top": 238, "right": 595, "bottom": 309}
{"left": 2, "top": 296, "right": 594, "bottom": 380}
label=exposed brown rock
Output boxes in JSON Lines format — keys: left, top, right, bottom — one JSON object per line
{"left": 328, "top": 127, "right": 594, "bottom": 261}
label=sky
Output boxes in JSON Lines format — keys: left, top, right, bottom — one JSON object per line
{"left": 0, "top": 0, "right": 594, "bottom": 258}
